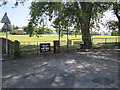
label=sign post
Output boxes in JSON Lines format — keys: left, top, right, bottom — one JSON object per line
{"left": 1, "top": 12, "right": 11, "bottom": 55}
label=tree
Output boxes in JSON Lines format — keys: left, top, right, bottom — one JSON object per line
{"left": 22, "top": 26, "right": 29, "bottom": 33}
{"left": 28, "top": 2, "right": 111, "bottom": 49}
{"left": 12, "top": 25, "right": 19, "bottom": 30}
{"left": 111, "top": 30, "right": 119, "bottom": 36}
{"left": 91, "top": 31, "right": 100, "bottom": 35}
{"left": 104, "top": 2, "right": 120, "bottom": 35}
{"left": 113, "top": 2, "right": 120, "bottom": 35}
{"left": 105, "top": 20, "right": 118, "bottom": 31}
{"left": 0, "top": 0, "right": 26, "bottom": 8}
{"left": 34, "top": 27, "right": 53, "bottom": 37}
{"left": 22, "top": 25, "right": 53, "bottom": 36}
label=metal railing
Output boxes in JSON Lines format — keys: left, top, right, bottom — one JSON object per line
{"left": 92, "top": 38, "right": 119, "bottom": 48}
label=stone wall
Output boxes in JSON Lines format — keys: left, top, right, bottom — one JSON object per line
{"left": 0, "top": 38, "right": 20, "bottom": 58}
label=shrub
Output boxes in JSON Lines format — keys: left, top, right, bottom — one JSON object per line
{"left": 111, "top": 31, "right": 119, "bottom": 36}
{"left": 10, "top": 30, "right": 18, "bottom": 35}
{"left": 17, "top": 33, "right": 27, "bottom": 35}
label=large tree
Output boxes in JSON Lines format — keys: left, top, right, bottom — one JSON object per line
{"left": 1, "top": 1, "right": 111, "bottom": 48}
{"left": 29, "top": 2, "right": 111, "bottom": 49}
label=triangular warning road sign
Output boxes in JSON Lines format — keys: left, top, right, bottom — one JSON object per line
{"left": 2, "top": 23, "right": 10, "bottom": 30}
{"left": 1, "top": 12, "right": 11, "bottom": 24}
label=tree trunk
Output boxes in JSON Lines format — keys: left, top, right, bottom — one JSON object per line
{"left": 80, "top": 2, "right": 93, "bottom": 49}
{"left": 114, "top": 3, "right": 120, "bottom": 36}
{"left": 118, "top": 21, "right": 120, "bottom": 36}
{"left": 115, "top": 13, "right": 120, "bottom": 36}
{"left": 114, "top": 5, "right": 120, "bottom": 48}
{"left": 81, "top": 23, "right": 92, "bottom": 49}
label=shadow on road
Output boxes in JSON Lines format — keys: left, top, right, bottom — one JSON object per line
{"left": 2, "top": 49, "right": 119, "bottom": 88}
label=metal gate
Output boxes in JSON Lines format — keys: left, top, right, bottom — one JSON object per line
{"left": 20, "top": 41, "right": 54, "bottom": 56}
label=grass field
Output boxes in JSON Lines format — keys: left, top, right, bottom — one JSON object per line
{"left": 1, "top": 34, "right": 119, "bottom": 55}
{"left": 1, "top": 34, "right": 119, "bottom": 47}
{"left": 1, "top": 34, "right": 119, "bottom": 43}
{"left": 1, "top": 34, "right": 81, "bottom": 42}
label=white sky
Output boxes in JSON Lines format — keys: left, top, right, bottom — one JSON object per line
{"left": 0, "top": 1, "right": 118, "bottom": 33}
{"left": 99, "top": 10, "right": 118, "bottom": 33}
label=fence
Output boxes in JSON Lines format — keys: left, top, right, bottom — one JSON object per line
{"left": 20, "top": 40, "right": 81, "bottom": 56}
{"left": 92, "top": 38, "right": 119, "bottom": 48}
{"left": 20, "top": 41, "right": 54, "bottom": 56}
{"left": 19, "top": 37, "right": 119, "bottom": 56}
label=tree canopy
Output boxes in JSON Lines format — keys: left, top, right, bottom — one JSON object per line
{"left": 22, "top": 25, "right": 53, "bottom": 37}
{"left": 109, "top": 2, "right": 120, "bottom": 34}
{"left": 28, "top": 2, "right": 112, "bottom": 48}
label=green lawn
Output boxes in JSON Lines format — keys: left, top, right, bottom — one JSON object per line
{"left": 1, "top": 34, "right": 119, "bottom": 45}
{"left": 1, "top": 34, "right": 81, "bottom": 42}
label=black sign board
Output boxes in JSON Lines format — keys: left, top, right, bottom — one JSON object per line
{"left": 40, "top": 43, "right": 50, "bottom": 52}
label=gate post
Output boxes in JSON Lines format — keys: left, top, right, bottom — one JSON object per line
{"left": 54, "top": 40, "right": 60, "bottom": 53}
{"left": 14, "top": 40, "right": 20, "bottom": 58}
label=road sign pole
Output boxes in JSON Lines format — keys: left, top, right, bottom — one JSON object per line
{"left": 6, "top": 29, "right": 8, "bottom": 55}
{"left": 1, "top": 12, "right": 11, "bottom": 56}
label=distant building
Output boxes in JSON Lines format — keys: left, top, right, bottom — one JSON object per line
{"left": 17, "top": 28, "right": 25, "bottom": 34}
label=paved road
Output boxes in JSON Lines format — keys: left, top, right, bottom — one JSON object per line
{"left": 2, "top": 49, "right": 119, "bottom": 88}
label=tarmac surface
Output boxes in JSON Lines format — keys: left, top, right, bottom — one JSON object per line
{"left": 2, "top": 49, "right": 119, "bottom": 88}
